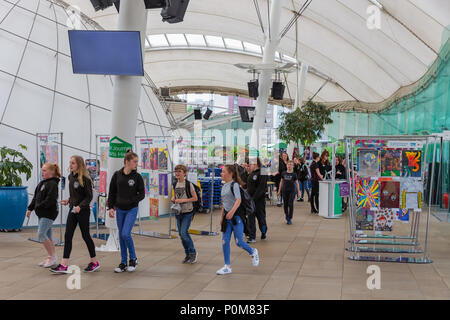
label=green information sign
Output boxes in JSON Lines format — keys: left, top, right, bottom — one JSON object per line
{"left": 109, "top": 136, "right": 132, "bottom": 159}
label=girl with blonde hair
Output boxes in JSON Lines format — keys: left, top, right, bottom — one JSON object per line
{"left": 51, "top": 155, "right": 98, "bottom": 273}
{"left": 27, "top": 163, "right": 61, "bottom": 267}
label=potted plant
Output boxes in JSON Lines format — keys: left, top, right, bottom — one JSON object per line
{"left": 278, "top": 100, "right": 333, "bottom": 151}
{"left": 0, "top": 145, "right": 33, "bottom": 231}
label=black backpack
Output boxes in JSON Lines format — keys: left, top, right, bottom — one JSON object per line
{"left": 299, "top": 163, "right": 309, "bottom": 181}
{"left": 172, "top": 180, "right": 202, "bottom": 215}
{"left": 230, "top": 181, "right": 255, "bottom": 219}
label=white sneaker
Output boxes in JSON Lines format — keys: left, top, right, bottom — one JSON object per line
{"left": 43, "top": 256, "right": 57, "bottom": 268}
{"left": 39, "top": 256, "right": 51, "bottom": 267}
{"left": 216, "top": 265, "right": 232, "bottom": 275}
{"left": 251, "top": 248, "right": 259, "bottom": 267}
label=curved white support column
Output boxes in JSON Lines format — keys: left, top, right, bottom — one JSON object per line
{"left": 99, "top": 0, "right": 148, "bottom": 252}
{"left": 250, "top": 0, "right": 283, "bottom": 161}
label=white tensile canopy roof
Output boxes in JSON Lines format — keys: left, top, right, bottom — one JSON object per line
{"left": 65, "top": 0, "right": 449, "bottom": 111}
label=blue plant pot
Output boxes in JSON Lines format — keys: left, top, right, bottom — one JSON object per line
{"left": 0, "top": 186, "right": 28, "bottom": 230}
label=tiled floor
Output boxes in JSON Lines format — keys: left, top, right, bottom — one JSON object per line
{"left": 1, "top": 200, "right": 449, "bottom": 300}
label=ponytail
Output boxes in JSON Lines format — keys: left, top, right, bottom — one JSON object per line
{"left": 224, "top": 164, "right": 244, "bottom": 187}
{"left": 124, "top": 149, "right": 138, "bottom": 164}
{"left": 44, "top": 163, "right": 61, "bottom": 178}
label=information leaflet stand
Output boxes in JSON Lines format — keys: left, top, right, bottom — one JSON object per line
{"left": 345, "top": 135, "right": 437, "bottom": 263}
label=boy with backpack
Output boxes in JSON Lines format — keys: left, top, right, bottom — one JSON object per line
{"left": 171, "top": 164, "right": 200, "bottom": 264}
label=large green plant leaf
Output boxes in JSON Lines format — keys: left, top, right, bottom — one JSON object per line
{"left": 0, "top": 145, "right": 33, "bottom": 187}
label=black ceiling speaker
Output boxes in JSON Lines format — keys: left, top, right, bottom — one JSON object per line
{"left": 239, "top": 106, "right": 256, "bottom": 123}
{"left": 161, "top": 0, "right": 190, "bottom": 23}
{"left": 271, "top": 81, "right": 285, "bottom": 100}
{"left": 203, "top": 108, "right": 212, "bottom": 120}
{"left": 160, "top": 87, "right": 170, "bottom": 97}
{"left": 90, "top": 0, "right": 116, "bottom": 11}
{"left": 114, "top": 0, "right": 167, "bottom": 13}
{"left": 194, "top": 109, "right": 202, "bottom": 120}
{"left": 247, "top": 79, "right": 259, "bottom": 99}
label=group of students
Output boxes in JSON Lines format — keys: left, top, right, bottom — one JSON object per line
{"left": 27, "top": 151, "right": 260, "bottom": 276}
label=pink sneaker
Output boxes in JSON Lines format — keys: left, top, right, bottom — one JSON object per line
{"left": 50, "top": 264, "right": 68, "bottom": 274}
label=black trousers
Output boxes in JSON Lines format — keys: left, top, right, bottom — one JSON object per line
{"left": 310, "top": 181, "right": 319, "bottom": 212}
{"left": 63, "top": 208, "right": 96, "bottom": 259}
{"left": 247, "top": 198, "right": 267, "bottom": 239}
{"left": 282, "top": 190, "right": 295, "bottom": 220}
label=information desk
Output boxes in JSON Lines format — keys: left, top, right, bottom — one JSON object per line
{"left": 319, "top": 180, "right": 344, "bottom": 219}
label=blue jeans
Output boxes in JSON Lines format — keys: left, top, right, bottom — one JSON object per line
{"left": 116, "top": 207, "right": 138, "bottom": 264}
{"left": 222, "top": 215, "right": 254, "bottom": 265}
{"left": 37, "top": 217, "right": 53, "bottom": 242}
{"left": 298, "top": 180, "right": 310, "bottom": 200}
{"left": 176, "top": 212, "right": 196, "bottom": 255}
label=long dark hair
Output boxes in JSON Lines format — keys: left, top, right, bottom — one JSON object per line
{"left": 224, "top": 164, "right": 244, "bottom": 187}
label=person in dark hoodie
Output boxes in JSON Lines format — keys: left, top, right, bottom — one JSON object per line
{"left": 26, "top": 162, "right": 61, "bottom": 268}
{"left": 51, "top": 155, "right": 98, "bottom": 274}
{"left": 246, "top": 157, "right": 268, "bottom": 242}
{"left": 108, "top": 150, "right": 145, "bottom": 273}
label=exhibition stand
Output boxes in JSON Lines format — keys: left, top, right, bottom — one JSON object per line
{"left": 319, "top": 141, "right": 345, "bottom": 219}
{"left": 344, "top": 135, "right": 437, "bottom": 263}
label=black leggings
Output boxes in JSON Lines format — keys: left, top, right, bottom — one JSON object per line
{"left": 310, "top": 181, "right": 319, "bottom": 212}
{"left": 282, "top": 190, "right": 295, "bottom": 220}
{"left": 63, "top": 208, "right": 96, "bottom": 259}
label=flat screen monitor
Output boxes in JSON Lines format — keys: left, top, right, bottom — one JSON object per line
{"left": 239, "top": 106, "right": 256, "bottom": 123}
{"left": 68, "top": 30, "right": 144, "bottom": 76}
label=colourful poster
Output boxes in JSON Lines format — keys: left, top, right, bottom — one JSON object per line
{"left": 159, "top": 173, "right": 168, "bottom": 196}
{"left": 158, "top": 148, "right": 168, "bottom": 170}
{"left": 356, "top": 208, "right": 374, "bottom": 231}
{"left": 98, "top": 196, "right": 106, "bottom": 219}
{"left": 380, "top": 180, "right": 400, "bottom": 208}
{"left": 357, "top": 178, "right": 380, "bottom": 208}
{"left": 149, "top": 148, "right": 159, "bottom": 170}
{"left": 402, "top": 150, "right": 422, "bottom": 178}
{"left": 339, "top": 182, "right": 350, "bottom": 197}
{"left": 355, "top": 140, "right": 387, "bottom": 149}
{"left": 141, "top": 148, "right": 149, "bottom": 169}
{"left": 375, "top": 208, "right": 394, "bottom": 231}
{"left": 100, "top": 146, "right": 108, "bottom": 169}
{"left": 357, "top": 149, "right": 380, "bottom": 177}
{"left": 99, "top": 171, "right": 107, "bottom": 194}
{"left": 381, "top": 149, "right": 402, "bottom": 176}
{"left": 396, "top": 208, "right": 411, "bottom": 222}
{"left": 141, "top": 172, "right": 150, "bottom": 195}
{"left": 400, "top": 178, "right": 422, "bottom": 211}
{"left": 150, "top": 198, "right": 159, "bottom": 220}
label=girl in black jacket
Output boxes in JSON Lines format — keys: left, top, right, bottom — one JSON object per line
{"left": 51, "top": 156, "right": 98, "bottom": 274}
{"left": 27, "top": 163, "right": 61, "bottom": 268}
{"left": 108, "top": 151, "right": 145, "bottom": 273}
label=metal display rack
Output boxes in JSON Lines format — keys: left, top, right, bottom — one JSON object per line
{"left": 92, "top": 134, "right": 110, "bottom": 241}
{"left": 344, "top": 135, "right": 438, "bottom": 264}
{"left": 132, "top": 136, "right": 176, "bottom": 239}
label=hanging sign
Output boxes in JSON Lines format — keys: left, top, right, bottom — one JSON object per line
{"left": 386, "top": 141, "right": 423, "bottom": 149}
{"left": 109, "top": 136, "right": 132, "bottom": 159}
